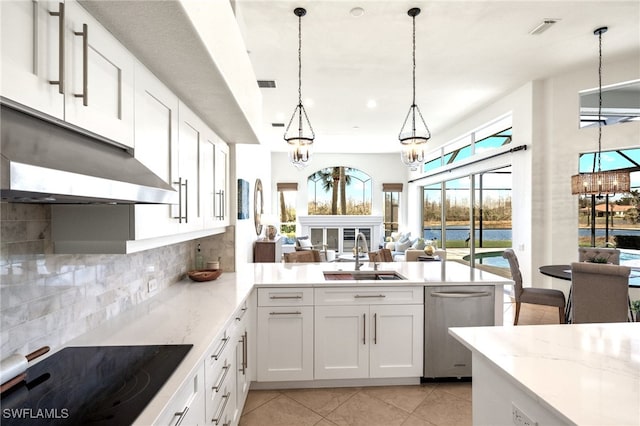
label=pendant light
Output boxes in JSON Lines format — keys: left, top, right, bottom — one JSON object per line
{"left": 284, "top": 7, "right": 315, "bottom": 169}
{"left": 399, "top": 7, "right": 431, "bottom": 170}
{"left": 570, "top": 27, "right": 631, "bottom": 196}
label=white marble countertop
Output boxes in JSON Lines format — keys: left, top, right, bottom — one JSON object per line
{"left": 56, "top": 261, "right": 511, "bottom": 424}
{"left": 450, "top": 323, "right": 640, "bottom": 426}
{"left": 253, "top": 260, "right": 514, "bottom": 287}
{"left": 65, "top": 269, "right": 255, "bottom": 425}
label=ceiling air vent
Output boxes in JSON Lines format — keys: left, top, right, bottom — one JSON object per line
{"left": 271, "top": 123, "right": 285, "bottom": 127}
{"left": 257, "top": 80, "right": 276, "bottom": 88}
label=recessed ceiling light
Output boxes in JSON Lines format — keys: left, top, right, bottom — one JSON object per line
{"left": 350, "top": 7, "right": 365, "bottom": 17}
{"left": 367, "top": 100, "right": 377, "bottom": 109}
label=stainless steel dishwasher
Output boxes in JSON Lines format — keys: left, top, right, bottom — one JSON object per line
{"left": 424, "top": 286, "right": 495, "bottom": 378}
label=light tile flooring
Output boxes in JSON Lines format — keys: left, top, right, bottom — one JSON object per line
{"left": 239, "top": 300, "right": 559, "bottom": 426}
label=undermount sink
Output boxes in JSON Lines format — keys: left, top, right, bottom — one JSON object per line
{"left": 323, "top": 270, "right": 407, "bottom": 281}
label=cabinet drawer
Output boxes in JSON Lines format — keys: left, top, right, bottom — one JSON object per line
{"left": 157, "top": 364, "right": 205, "bottom": 425}
{"left": 258, "top": 287, "right": 313, "bottom": 306}
{"left": 314, "top": 286, "right": 423, "bottom": 305}
{"left": 234, "top": 300, "right": 249, "bottom": 324}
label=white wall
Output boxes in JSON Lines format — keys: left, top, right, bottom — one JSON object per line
{"left": 233, "top": 143, "right": 273, "bottom": 265}
{"left": 270, "top": 152, "right": 410, "bottom": 233}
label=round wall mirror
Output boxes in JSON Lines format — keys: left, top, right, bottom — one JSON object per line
{"left": 254, "top": 179, "right": 263, "bottom": 235}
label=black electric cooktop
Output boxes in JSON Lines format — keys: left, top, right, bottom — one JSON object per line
{"left": 1, "top": 344, "right": 192, "bottom": 425}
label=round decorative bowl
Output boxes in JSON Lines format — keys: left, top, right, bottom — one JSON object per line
{"left": 187, "top": 269, "right": 222, "bottom": 282}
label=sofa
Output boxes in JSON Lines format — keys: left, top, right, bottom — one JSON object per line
{"left": 380, "top": 231, "right": 441, "bottom": 261}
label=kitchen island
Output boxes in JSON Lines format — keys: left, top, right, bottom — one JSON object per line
{"left": 40, "top": 261, "right": 511, "bottom": 425}
{"left": 450, "top": 323, "right": 640, "bottom": 426}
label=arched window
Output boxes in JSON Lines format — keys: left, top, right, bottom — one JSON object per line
{"left": 308, "top": 167, "right": 372, "bottom": 215}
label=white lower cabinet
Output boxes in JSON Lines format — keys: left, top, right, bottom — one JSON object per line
{"left": 157, "top": 364, "right": 206, "bottom": 426}
{"left": 255, "top": 286, "right": 423, "bottom": 383}
{"left": 314, "top": 287, "right": 423, "bottom": 380}
{"left": 256, "top": 288, "right": 314, "bottom": 382}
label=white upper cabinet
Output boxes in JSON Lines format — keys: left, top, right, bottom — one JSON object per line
{"left": 214, "top": 141, "right": 230, "bottom": 227}
{"left": 63, "top": 0, "right": 134, "bottom": 147}
{"left": 1, "top": 0, "right": 64, "bottom": 118}
{"left": 132, "top": 63, "right": 179, "bottom": 240}
{"left": 1, "top": 0, "right": 135, "bottom": 148}
{"left": 176, "top": 101, "right": 205, "bottom": 233}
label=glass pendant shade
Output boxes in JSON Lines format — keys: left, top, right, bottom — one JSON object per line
{"left": 400, "top": 142, "right": 425, "bottom": 171}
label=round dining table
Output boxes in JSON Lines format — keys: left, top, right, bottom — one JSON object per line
{"left": 540, "top": 264, "right": 640, "bottom": 287}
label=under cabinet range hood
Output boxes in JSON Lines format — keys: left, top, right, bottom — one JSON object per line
{"left": 1, "top": 104, "right": 178, "bottom": 204}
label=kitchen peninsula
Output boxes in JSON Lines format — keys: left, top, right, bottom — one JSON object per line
{"left": 30, "top": 261, "right": 512, "bottom": 425}
{"left": 450, "top": 323, "right": 640, "bottom": 426}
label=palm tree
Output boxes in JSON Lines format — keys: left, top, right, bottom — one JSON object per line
{"left": 339, "top": 167, "right": 353, "bottom": 214}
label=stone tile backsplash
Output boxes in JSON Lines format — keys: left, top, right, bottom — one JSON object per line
{"left": 0, "top": 203, "right": 234, "bottom": 357}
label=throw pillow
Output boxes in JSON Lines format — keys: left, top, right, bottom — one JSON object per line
{"left": 296, "top": 236, "right": 313, "bottom": 249}
{"left": 412, "top": 238, "right": 426, "bottom": 250}
{"left": 390, "top": 231, "right": 403, "bottom": 242}
{"left": 385, "top": 241, "right": 396, "bottom": 250}
{"left": 399, "top": 232, "right": 411, "bottom": 244}
{"left": 395, "top": 239, "right": 411, "bottom": 252}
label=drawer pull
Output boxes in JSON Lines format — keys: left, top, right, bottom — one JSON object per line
{"left": 211, "top": 336, "right": 229, "bottom": 360}
{"left": 212, "top": 392, "right": 231, "bottom": 425}
{"left": 354, "top": 294, "right": 386, "bottom": 298}
{"left": 174, "top": 406, "right": 189, "bottom": 426}
{"left": 269, "top": 295, "right": 302, "bottom": 300}
{"left": 269, "top": 311, "right": 302, "bottom": 315}
{"left": 212, "top": 363, "right": 230, "bottom": 392}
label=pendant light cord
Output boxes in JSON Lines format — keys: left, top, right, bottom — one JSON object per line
{"left": 595, "top": 29, "right": 603, "bottom": 173}
{"left": 412, "top": 13, "right": 416, "bottom": 108}
{"left": 411, "top": 13, "right": 417, "bottom": 133}
{"left": 298, "top": 12, "right": 302, "bottom": 109}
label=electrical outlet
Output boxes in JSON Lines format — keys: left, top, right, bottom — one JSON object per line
{"left": 147, "top": 278, "right": 158, "bottom": 293}
{"left": 512, "top": 404, "right": 537, "bottom": 426}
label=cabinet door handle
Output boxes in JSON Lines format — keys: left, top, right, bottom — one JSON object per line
{"left": 172, "top": 178, "right": 188, "bottom": 223}
{"left": 73, "top": 23, "right": 88, "bottom": 106}
{"left": 48, "top": 2, "right": 64, "bottom": 93}
{"left": 354, "top": 294, "right": 386, "bottom": 298}
{"left": 269, "top": 311, "right": 302, "bottom": 315}
{"left": 374, "top": 312, "right": 377, "bottom": 344}
{"left": 212, "top": 363, "right": 230, "bottom": 392}
{"left": 362, "top": 313, "right": 366, "bottom": 345}
{"left": 173, "top": 406, "right": 189, "bottom": 426}
{"left": 221, "top": 190, "right": 225, "bottom": 219}
{"left": 242, "top": 331, "right": 248, "bottom": 374}
{"left": 211, "top": 336, "right": 229, "bottom": 361}
{"left": 212, "top": 392, "right": 231, "bottom": 425}
{"left": 269, "top": 295, "right": 302, "bottom": 300}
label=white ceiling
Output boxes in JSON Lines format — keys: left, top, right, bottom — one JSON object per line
{"left": 233, "top": 0, "right": 640, "bottom": 154}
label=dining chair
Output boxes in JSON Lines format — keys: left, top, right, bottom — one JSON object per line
{"left": 570, "top": 262, "right": 630, "bottom": 323}
{"left": 577, "top": 247, "right": 620, "bottom": 264}
{"left": 368, "top": 249, "right": 394, "bottom": 262}
{"left": 284, "top": 250, "right": 321, "bottom": 263}
{"left": 502, "top": 249, "right": 566, "bottom": 325}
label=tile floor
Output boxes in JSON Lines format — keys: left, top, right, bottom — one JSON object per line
{"left": 239, "top": 300, "right": 559, "bottom": 426}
